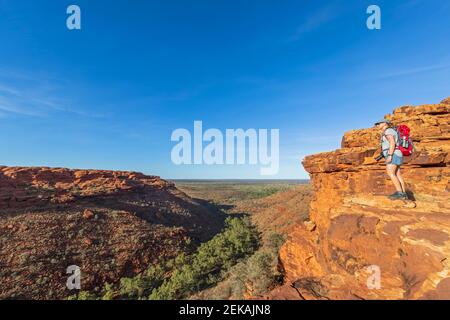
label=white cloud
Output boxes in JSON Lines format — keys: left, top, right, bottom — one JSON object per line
{"left": 0, "top": 84, "right": 20, "bottom": 95}
{"left": 0, "top": 97, "right": 40, "bottom": 116}
{"left": 378, "top": 64, "right": 450, "bottom": 80}
{"left": 0, "top": 70, "right": 105, "bottom": 118}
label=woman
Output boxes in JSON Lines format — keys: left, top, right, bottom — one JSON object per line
{"left": 375, "top": 119, "right": 408, "bottom": 200}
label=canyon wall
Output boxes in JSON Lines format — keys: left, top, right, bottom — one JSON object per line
{"left": 0, "top": 167, "right": 223, "bottom": 299}
{"left": 276, "top": 97, "right": 450, "bottom": 300}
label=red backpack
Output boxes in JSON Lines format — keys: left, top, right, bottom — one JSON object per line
{"left": 396, "top": 125, "right": 414, "bottom": 156}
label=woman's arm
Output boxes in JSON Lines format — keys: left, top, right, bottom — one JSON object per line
{"left": 386, "top": 135, "right": 396, "bottom": 163}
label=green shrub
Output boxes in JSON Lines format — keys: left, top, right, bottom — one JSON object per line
{"left": 198, "top": 232, "right": 285, "bottom": 299}
{"left": 119, "top": 264, "right": 167, "bottom": 299}
{"left": 68, "top": 291, "right": 98, "bottom": 300}
{"left": 245, "top": 250, "right": 281, "bottom": 296}
{"left": 266, "top": 232, "right": 286, "bottom": 252}
{"left": 68, "top": 217, "right": 258, "bottom": 300}
{"left": 149, "top": 217, "right": 258, "bottom": 300}
{"left": 240, "top": 185, "right": 292, "bottom": 199}
{"left": 101, "top": 283, "right": 115, "bottom": 300}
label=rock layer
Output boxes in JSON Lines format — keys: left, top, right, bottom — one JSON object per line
{"left": 0, "top": 167, "right": 165, "bottom": 209}
{"left": 277, "top": 98, "right": 450, "bottom": 300}
{"left": 0, "top": 167, "right": 223, "bottom": 299}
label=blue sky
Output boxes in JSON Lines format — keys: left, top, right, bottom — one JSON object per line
{"left": 0, "top": 0, "right": 449, "bottom": 179}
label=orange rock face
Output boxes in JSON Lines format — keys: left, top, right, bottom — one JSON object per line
{"left": 277, "top": 98, "right": 450, "bottom": 300}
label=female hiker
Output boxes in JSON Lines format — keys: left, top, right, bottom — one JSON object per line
{"left": 375, "top": 119, "right": 408, "bottom": 200}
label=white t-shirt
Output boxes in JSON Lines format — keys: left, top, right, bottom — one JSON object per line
{"left": 381, "top": 128, "right": 403, "bottom": 157}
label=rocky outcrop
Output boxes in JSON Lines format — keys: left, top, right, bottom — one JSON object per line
{"left": 0, "top": 167, "right": 167, "bottom": 208}
{"left": 275, "top": 98, "right": 450, "bottom": 300}
{"left": 0, "top": 167, "right": 224, "bottom": 299}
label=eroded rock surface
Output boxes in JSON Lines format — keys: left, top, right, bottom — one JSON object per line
{"left": 275, "top": 98, "right": 450, "bottom": 300}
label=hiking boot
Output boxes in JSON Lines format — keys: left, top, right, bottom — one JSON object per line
{"left": 400, "top": 192, "right": 409, "bottom": 200}
{"left": 388, "top": 192, "right": 405, "bottom": 200}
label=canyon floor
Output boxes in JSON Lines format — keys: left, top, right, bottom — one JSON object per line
{"left": 174, "top": 180, "right": 312, "bottom": 299}
{"left": 175, "top": 180, "right": 311, "bottom": 242}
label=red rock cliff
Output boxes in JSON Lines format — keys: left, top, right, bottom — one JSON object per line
{"left": 276, "top": 97, "right": 450, "bottom": 300}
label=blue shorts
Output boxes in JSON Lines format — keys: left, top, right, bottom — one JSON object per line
{"left": 386, "top": 154, "right": 403, "bottom": 166}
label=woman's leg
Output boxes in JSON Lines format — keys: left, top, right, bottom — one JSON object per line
{"left": 396, "top": 167, "right": 406, "bottom": 193}
{"left": 386, "top": 164, "right": 403, "bottom": 192}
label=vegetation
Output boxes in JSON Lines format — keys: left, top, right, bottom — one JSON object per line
{"left": 176, "top": 182, "right": 302, "bottom": 204}
{"left": 194, "top": 231, "right": 285, "bottom": 299}
{"left": 69, "top": 182, "right": 309, "bottom": 300}
{"left": 69, "top": 217, "right": 258, "bottom": 300}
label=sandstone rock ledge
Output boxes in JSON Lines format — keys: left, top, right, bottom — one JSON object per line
{"left": 275, "top": 98, "right": 450, "bottom": 300}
